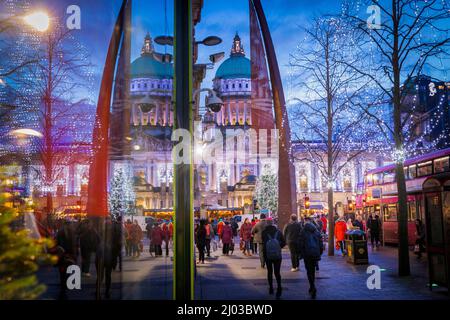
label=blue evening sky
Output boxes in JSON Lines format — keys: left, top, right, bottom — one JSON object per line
{"left": 25, "top": 0, "right": 343, "bottom": 102}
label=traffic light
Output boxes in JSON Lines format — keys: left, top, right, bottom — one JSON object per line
{"left": 304, "top": 195, "right": 310, "bottom": 209}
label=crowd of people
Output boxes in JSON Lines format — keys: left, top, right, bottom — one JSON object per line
{"left": 49, "top": 210, "right": 426, "bottom": 300}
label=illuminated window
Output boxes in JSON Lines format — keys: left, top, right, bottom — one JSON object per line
{"left": 409, "top": 165, "right": 417, "bottom": 179}
{"left": 383, "top": 171, "right": 395, "bottom": 184}
{"left": 299, "top": 175, "right": 308, "bottom": 191}
{"left": 434, "top": 157, "right": 449, "bottom": 173}
{"left": 417, "top": 161, "right": 432, "bottom": 177}
{"left": 384, "top": 204, "right": 398, "bottom": 222}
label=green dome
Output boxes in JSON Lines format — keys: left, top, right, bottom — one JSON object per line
{"left": 131, "top": 55, "right": 173, "bottom": 79}
{"left": 215, "top": 55, "right": 251, "bottom": 79}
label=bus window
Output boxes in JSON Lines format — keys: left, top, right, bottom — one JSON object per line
{"left": 404, "top": 167, "right": 409, "bottom": 180}
{"left": 408, "top": 201, "right": 417, "bottom": 221}
{"left": 408, "top": 165, "right": 417, "bottom": 179}
{"left": 373, "top": 173, "right": 382, "bottom": 185}
{"left": 417, "top": 161, "right": 432, "bottom": 177}
{"left": 384, "top": 204, "right": 398, "bottom": 221}
{"left": 384, "top": 171, "right": 396, "bottom": 183}
{"left": 434, "top": 157, "right": 449, "bottom": 173}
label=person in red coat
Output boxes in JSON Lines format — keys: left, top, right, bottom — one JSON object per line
{"left": 220, "top": 221, "right": 233, "bottom": 255}
{"left": 151, "top": 223, "right": 164, "bottom": 256}
{"left": 217, "top": 219, "right": 224, "bottom": 241}
{"left": 320, "top": 214, "right": 328, "bottom": 234}
{"left": 162, "top": 221, "right": 170, "bottom": 256}
{"left": 335, "top": 217, "right": 347, "bottom": 256}
{"left": 240, "top": 218, "right": 253, "bottom": 256}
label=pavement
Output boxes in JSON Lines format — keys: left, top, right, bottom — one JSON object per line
{"left": 36, "top": 237, "right": 449, "bottom": 300}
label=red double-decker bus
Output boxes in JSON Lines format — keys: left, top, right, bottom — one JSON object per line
{"left": 360, "top": 147, "right": 450, "bottom": 245}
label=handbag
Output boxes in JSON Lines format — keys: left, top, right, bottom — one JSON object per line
{"left": 240, "top": 240, "right": 245, "bottom": 251}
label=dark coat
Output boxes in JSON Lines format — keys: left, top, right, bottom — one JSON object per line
{"left": 299, "top": 222, "right": 323, "bottom": 261}
{"left": 196, "top": 225, "right": 207, "bottom": 246}
{"left": 262, "top": 225, "right": 286, "bottom": 260}
{"left": 367, "top": 216, "right": 381, "bottom": 233}
{"left": 283, "top": 221, "right": 302, "bottom": 245}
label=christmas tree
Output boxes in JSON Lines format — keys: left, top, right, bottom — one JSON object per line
{"left": 0, "top": 174, "right": 56, "bottom": 300}
{"left": 109, "top": 166, "right": 136, "bottom": 219}
{"left": 255, "top": 164, "right": 278, "bottom": 218}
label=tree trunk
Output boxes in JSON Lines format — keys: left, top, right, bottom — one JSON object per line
{"left": 392, "top": 0, "right": 410, "bottom": 276}
{"left": 327, "top": 187, "right": 334, "bottom": 256}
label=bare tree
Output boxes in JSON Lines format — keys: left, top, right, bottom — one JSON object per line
{"left": 290, "top": 17, "right": 378, "bottom": 256}
{"left": 343, "top": 0, "right": 450, "bottom": 276}
{"left": 16, "top": 21, "right": 92, "bottom": 215}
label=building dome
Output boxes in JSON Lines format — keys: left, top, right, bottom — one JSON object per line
{"left": 131, "top": 56, "right": 173, "bottom": 79}
{"left": 130, "top": 33, "right": 173, "bottom": 79}
{"left": 215, "top": 56, "right": 251, "bottom": 79}
{"left": 215, "top": 33, "right": 250, "bottom": 80}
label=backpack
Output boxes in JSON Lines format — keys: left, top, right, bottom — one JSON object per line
{"left": 304, "top": 229, "right": 322, "bottom": 260}
{"left": 266, "top": 231, "right": 282, "bottom": 260}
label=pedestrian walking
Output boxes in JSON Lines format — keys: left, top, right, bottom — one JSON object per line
{"left": 78, "top": 219, "right": 99, "bottom": 277}
{"left": 112, "top": 216, "right": 123, "bottom": 271}
{"left": 55, "top": 221, "right": 77, "bottom": 299}
{"left": 299, "top": 217, "right": 323, "bottom": 299}
{"left": 335, "top": 217, "right": 347, "bottom": 256}
{"left": 162, "top": 221, "right": 170, "bottom": 256}
{"left": 283, "top": 214, "right": 302, "bottom": 272}
{"left": 251, "top": 218, "right": 257, "bottom": 254}
{"left": 151, "top": 223, "right": 164, "bottom": 256}
{"left": 220, "top": 221, "right": 233, "bottom": 255}
{"left": 196, "top": 219, "right": 207, "bottom": 264}
{"left": 320, "top": 214, "right": 328, "bottom": 234}
{"left": 414, "top": 219, "right": 426, "bottom": 259}
{"left": 367, "top": 213, "right": 381, "bottom": 250}
{"left": 95, "top": 217, "right": 119, "bottom": 299}
{"left": 205, "top": 219, "right": 215, "bottom": 257}
{"left": 124, "top": 219, "right": 132, "bottom": 257}
{"left": 262, "top": 218, "right": 286, "bottom": 299}
{"left": 353, "top": 215, "right": 364, "bottom": 231}
{"left": 240, "top": 218, "right": 253, "bottom": 256}
{"left": 252, "top": 213, "right": 268, "bottom": 268}
{"left": 130, "top": 220, "right": 143, "bottom": 258}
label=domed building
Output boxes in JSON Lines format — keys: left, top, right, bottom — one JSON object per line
{"left": 213, "top": 33, "right": 252, "bottom": 126}
{"left": 124, "top": 33, "right": 278, "bottom": 216}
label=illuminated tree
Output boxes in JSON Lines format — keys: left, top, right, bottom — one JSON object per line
{"left": 255, "top": 164, "right": 278, "bottom": 217}
{"left": 289, "top": 16, "right": 378, "bottom": 255}
{"left": 109, "top": 166, "right": 135, "bottom": 219}
{"left": 343, "top": 0, "right": 450, "bottom": 276}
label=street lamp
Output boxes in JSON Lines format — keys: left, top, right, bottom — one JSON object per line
{"left": 23, "top": 11, "right": 50, "bottom": 32}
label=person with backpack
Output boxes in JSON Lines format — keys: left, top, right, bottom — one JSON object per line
{"left": 262, "top": 218, "right": 286, "bottom": 299}
{"left": 299, "top": 216, "right": 323, "bottom": 299}
{"left": 252, "top": 213, "right": 268, "bottom": 268}
{"left": 283, "top": 214, "right": 302, "bottom": 272}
